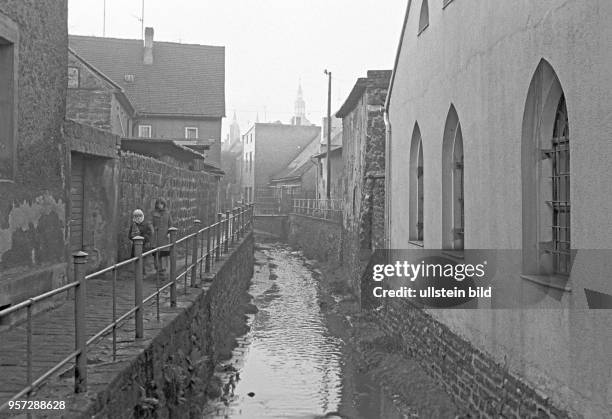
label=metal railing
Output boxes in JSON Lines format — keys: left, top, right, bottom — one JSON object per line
{"left": 292, "top": 199, "right": 342, "bottom": 222}
{"left": 0, "top": 203, "right": 254, "bottom": 412}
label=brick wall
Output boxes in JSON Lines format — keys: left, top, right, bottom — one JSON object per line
{"left": 118, "top": 152, "right": 218, "bottom": 258}
{"left": 373, "top": 299, "right": 571, "bottom": 418}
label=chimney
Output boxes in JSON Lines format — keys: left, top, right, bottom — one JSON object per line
{"left": 143, "top": 27, "right": 154, "bottom": 65}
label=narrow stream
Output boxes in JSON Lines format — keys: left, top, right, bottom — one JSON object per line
{"left": 202, "top": 242, "right": 406, "bottom": 419}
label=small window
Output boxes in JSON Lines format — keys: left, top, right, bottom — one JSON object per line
{"left": 418, "top": 0, "right": 429, "bottom": 35}
{"left": 185, "top": 127, "right": 198, "bottom": 139}
{"left": 0, "top": 14, "right": 18, "bottom": 180}
{"left": 138, "top": 125, "right": 152, "bottom": 138}
{"left": 67, "top": 67, "right": 79, "bottom": 88}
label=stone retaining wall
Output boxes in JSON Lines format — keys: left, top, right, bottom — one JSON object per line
{"left": 287, "top": 214, "right": 342, "bottom": 264}
{"left": 64, "top": 232, "right": 254, "bottom": 418}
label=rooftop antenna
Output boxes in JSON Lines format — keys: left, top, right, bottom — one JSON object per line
{"left": 102, "top": 0, "right": 106, "bottom": 37}
{"left": 131, "top": 0, "right": 145, "bottom": 40}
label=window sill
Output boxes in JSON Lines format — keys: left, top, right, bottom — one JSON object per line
{"left": 408, "top": 240, "right": 424, "bottom": 248}
{"left": 520, "top": 274, "right": 572, "bottom": 292}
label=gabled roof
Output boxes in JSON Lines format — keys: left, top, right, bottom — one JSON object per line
{"left": 270, "top": 133, "right": 320, "bottom": 182}
{"left": 68, "top": 47, "right": 136, "bottom": 116}
{"left": 313, "top": 145, "right": 342, "bottom": 159}
{"left": 69, "top": 35, "right": 225, "bottom": 118}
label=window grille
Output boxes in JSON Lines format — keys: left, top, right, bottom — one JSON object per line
{"left": 452, "top": 123, "right": 464, "bottom": 250}
{"left": 548, "top": 95, "right": 571, "bottom": 275}
{"left": 416, "top": 145, "right": 424, "bottom": 241}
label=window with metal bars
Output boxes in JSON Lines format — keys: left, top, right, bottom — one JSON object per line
{"left": 452, "top": 122, "right": 464, "bottom": 250}
{"left": 416, "top": 143, "right": 424, "bottom": 241}
{"left": 548, "top": 95, "right": 571, "bottom": 275}
{"left": 409, "top": 124, "right": 424, "bottom": 245}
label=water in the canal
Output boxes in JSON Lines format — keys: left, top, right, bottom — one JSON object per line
{"left": 202, "top": 242, "right": 407, "bottom": 419}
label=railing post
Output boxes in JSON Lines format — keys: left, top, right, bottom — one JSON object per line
{"left": 233, "top": 208, "right": 239, "bottom": 242}
{"left": 216, "top": 213, "right": 222, "bottom": 261}
{"left": 224, "top": 210, "right": 230, "bottom": 253}
{"left": 73, "top": 251, "right": 88, "bottom": 393}
{"left": 191, "top": 220, "right": 200, "bottom": 287}
{"left": 205, "top": 226, "right": 211, "bottom": 272}
{"left": 133, "top": 236, "right": 144, "bottom": 339}
{"left": 230, "top": 208, "right": 235, "bottom": 244}
{"left": 168, "top": 227, "right": 178, "bottom": 307}
{"left": 240, "top": 205, "right": 245, "bottom": 237}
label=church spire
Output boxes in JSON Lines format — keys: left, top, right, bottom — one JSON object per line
{"left": 229, "top": 109, "right": 240, "bottom": 144}
{"left": 293, "top": 79, "right": 306, "bottom": 125}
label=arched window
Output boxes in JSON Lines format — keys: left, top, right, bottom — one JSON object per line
{"left": 521, "top": 60, "right": 572, "bottom": 279}
{"left": 418, "top": 0, "right": 429, "bottom": 35}
{"left": 442, "top": 105, "right": 464, "bottom": 250}
{"left": 409, "top": 123, "right": 424, "bottom": 244}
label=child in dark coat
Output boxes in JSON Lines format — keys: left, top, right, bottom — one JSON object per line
{"left": 151, "top": 198, "right": 173, "bottom": 273}
{"left": 129, "top": 209, "right": 154, "bottom": 274}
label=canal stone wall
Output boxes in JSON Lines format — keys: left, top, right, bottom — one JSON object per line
{"left": 287, "top": 214, "right": 342, "bottom": 264}
{"left": 372, "top": 300, "right": 571, "bottom": 419}
{"left": 253, "top": 214, "right": 288, "bottom": 239}
{"left": 64, "top": 233, "right": 254, "bottom": 418}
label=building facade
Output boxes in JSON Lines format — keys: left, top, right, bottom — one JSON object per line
{"left": 0, "top": 0, "right": 69, "bottom": 311}
{"left": 69, "top": 28, "right": 225, "bottom": 165}
{"left": 336, "top": 70, "right": 390, "bottom": 294}
{"left": 240, "top": 123, "right": 321, "bottom": 205}
{"left": 66, "top": 49, "right": 134, "bottom": 136}
{"left": 385, "top": 1, "right": 612, "bottom": 417}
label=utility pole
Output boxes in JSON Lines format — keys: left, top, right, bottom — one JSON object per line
{"left": 102, "top": 0, "right": 106, "bottom": 37}
{"left": 324, "top": 69, "right": 332, "bottom": 199}
{"left": 141, "top": 0, "right": 145, "bottom": 40}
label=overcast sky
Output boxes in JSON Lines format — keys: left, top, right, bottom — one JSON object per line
{"left": 68, "top": 0, "right": 407, "bottom": 140}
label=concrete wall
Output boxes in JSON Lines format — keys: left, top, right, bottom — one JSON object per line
{"left": 387, "top": 1, "right": 612, "bottom": 416}
{"left": 136, "top": 116, "right": 222, "bottom": 165}
{"left": 317, "top": 150, "right": 344, "bottom": 200}
{"left": 0, "top": 0, "right": 69, "bottom": 309}
{"left": 62, "top": 233, "right": 254, "bottom": 418}
{"left": 118, "top": 152, "right": 219, "bottom": 259}
{"left": 254, "top": 215, "right": 288, "bottom": 240}
{"left": 288, "top": 214, "right": 341, "bottom": 264}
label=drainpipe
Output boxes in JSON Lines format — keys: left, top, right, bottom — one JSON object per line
{"left": 384, "top": 110, "right": 392, "bottom": 250}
